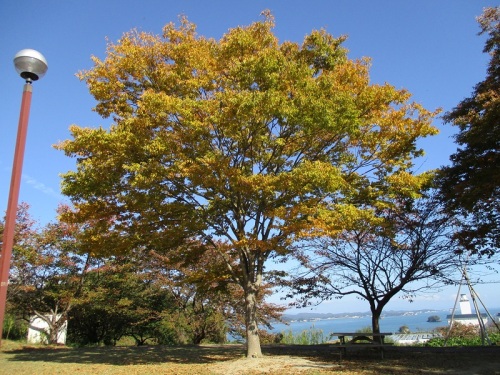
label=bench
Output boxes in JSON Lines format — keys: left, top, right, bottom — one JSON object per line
{"left": 331, "top": 332, "right": 393, "bottom": 360}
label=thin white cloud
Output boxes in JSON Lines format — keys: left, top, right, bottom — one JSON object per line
{"left": 22, "top": 174, "right": 61, "bottom": 199}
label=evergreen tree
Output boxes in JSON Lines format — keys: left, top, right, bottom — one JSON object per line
{"left": 439, "top": 7, "right": 500, "bottom": 256}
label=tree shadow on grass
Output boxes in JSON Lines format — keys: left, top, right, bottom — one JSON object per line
{"left": 266, "top": 345, "right": 500, "bottom": 375}
{"left": 3, "top": 343, "right": 500, "bottom": 374}
{"left": 3, "top": 344, "right": 246, "bottom": 366}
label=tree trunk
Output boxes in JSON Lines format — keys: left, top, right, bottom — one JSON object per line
{"left": 244, "top": 284, "right": 262, "bottom": 358}
{"left": 371, "top": 309, "right": 382, "bottom": 343}
{"left": 34, "top": 311, "right": 64, "bottom": 345}
{"left": 48, "top": 314, "right": 57, "bottom": 344}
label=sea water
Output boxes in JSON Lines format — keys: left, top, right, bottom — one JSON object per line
{"left": 270, "top": 311, "right": 450, "bottom": 335}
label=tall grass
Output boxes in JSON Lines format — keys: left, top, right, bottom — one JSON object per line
{"left": 279, "top": 325, "right": 326, "bottom": 345}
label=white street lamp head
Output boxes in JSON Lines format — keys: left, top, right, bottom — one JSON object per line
{"left": 14, "top": 49, "right": 48, "bottom": 82}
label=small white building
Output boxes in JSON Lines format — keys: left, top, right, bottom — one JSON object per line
{"left": 27, "top": 314, "right": 67, "bottom": 345}
{"left": 446, "top": 294, "right": 487, "bottom": 327}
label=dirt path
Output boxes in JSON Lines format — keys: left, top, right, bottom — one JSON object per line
{"left": 209, "top": 355, "right": 340, "bottom": 374}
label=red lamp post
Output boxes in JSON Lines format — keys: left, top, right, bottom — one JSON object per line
{"left": 0, "top": 49, "right": 48, "bottom": 346}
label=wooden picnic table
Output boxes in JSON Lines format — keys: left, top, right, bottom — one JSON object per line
{"left": 331, "top": 332, "right": 393, "bottom": 359}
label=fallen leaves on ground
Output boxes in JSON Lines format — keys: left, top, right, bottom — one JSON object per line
{"left": 1, "top": 341, "right": 499, "bottom": 375}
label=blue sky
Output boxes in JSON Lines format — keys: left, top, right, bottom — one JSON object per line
{"left": 1, "top": 1, "right": 498, "bottom": 313}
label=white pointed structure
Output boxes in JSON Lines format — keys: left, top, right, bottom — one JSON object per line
{"left": 447, "top": 293, "right": 486, "bottom": 326}
{"left": 459, "top": 294, "right": 472, "bottom": 315}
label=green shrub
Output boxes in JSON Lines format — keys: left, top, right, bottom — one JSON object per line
{"left": 2, "top": 314, "right": 27, "bottom": 341}
{"left": 426, "top": 323, "right": 500, "bottom": 347}
{"left": 355, "top": 326, "right": 373, "bottom": 333}
{"left": 259, "top": 331, "right": 283, "bottom": 344}
{"left": 489, "top": 332, "right": 500, "bottom": 345}
{"left": 398, "top": 325, "right": 411, "bottom": 334}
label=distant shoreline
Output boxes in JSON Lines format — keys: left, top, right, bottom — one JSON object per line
{"left": 281, "top": 307, "right": 500, "bottom": 323}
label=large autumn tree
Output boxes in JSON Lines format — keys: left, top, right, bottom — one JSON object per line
{"left": 439, "top": 7, "right": 500, "bottom": 256}
{"left": 57, "top": 13, "right": 438, "bottom": 357}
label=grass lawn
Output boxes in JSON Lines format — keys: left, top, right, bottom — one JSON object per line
{"left": 1, "top": 340, "right": 499, "bottom": 374}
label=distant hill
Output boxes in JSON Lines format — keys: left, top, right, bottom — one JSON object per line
{"left": 281, "top": 309, "right": 447, "bottom": 322}
{"left": 281, "top": 307, "right": 500, "bottom": 323}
